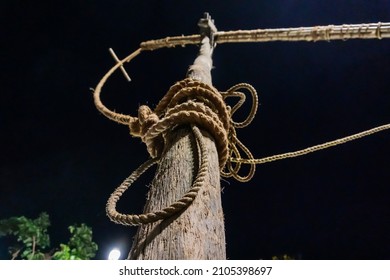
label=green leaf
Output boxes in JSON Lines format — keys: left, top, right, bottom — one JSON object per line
{"left": 53, "top": 244, "right": 71, "bottom": 260}
{"left": 31, "top": 252, "right": 45, "bottom": 260}
{"left": 65, "top": 223, "right": 98, "bottom": 260}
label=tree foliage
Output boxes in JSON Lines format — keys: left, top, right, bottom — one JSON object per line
{"left": 52, "top": 224, "right": 98, "bottom": 260}
{"left": 0, "top": 212, "right": 98, "bottom": 260}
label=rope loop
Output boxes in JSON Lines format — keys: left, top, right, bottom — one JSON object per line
{"left": 220, "top": 83, "right": 259, "bottom": 181}
{"left": 106, "top": 125, "right": 209, "bottom": 226}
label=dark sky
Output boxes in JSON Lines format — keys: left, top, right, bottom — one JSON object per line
{"left": 1, "top": 0, "right": 389, "bottom": 260}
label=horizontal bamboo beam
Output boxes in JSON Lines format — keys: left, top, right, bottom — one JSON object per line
{"left": 141, "top": 22, "right": 390, "bottom": 50}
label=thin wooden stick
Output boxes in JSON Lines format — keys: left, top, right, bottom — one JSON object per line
{"left": 108, "top": 48, "right": 132, "bottom": 82}
{"left": 141, "top": 22, "right": 390, "bottom": 50}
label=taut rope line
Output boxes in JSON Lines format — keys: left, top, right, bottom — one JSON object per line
{"left": 94, "top": 22, "right": 390, "bottom": 226}
{"left": 230, "top": 124, "right": 390, "bottom": 165}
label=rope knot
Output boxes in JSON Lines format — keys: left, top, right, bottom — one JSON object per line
{"left": 127, "top": 106, "right": 158, "bottom": 137}
{"left": 138, "top": 105, "right": 159, "bottom": 136}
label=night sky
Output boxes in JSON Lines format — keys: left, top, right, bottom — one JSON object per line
{"left": 1, "top": 1, "right": 389, "bottom": 260}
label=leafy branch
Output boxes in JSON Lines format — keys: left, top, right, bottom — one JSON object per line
{"left": 0, "top": 212, "right": 98, "bottom": 260}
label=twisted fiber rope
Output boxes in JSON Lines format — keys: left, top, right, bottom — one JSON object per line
{"left": 93, "top": 48, "right": 141, "bottom": 125}
{"left": 230, "top": 123, "right": 390, "bottom": 165}
{"left": 141, "top": 78, "right": 230, "bottom": 167}
{"left": 140, "top": 79, "right": 258, "bottom": 177}
{"left": 106, "top": 125, "right": 209, "bottom": 226}
{"left": 219, "top": 84, "right": 259, "bottom": 181}
{"left": 139, "top": 80, "right": 259, "bottom": 181}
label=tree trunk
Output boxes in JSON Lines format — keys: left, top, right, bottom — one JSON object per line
{"left": 128, "top": 35, "right": 226, "bottom": 259}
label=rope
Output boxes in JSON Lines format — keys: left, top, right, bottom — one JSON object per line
{"left": 94, "top": 22, "right": 390, "bottom": 225}
{"left": 94, "top": 46, "right": 261, "bottom": 225}
{"left": 106, "top": 125, "right": 208, "bottom": 226}
{"left": 93, "top": 48, "right": 142, "bottom": 125}
{"left": 94, "top": 61, "right": 259, "bottom": 179}
{"left": 230, "top": 123, "right": 390, "bottom": 165}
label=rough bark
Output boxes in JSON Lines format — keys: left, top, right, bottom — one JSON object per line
{"left": 128, "top": 36, "right": 226, "bottom": 259}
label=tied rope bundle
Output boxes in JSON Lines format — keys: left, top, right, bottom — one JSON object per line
{"left": 126, "top": 78, "right": 258, "bottom": 177}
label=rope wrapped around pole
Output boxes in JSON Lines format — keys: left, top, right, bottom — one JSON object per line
{"left": 94, "top": 20, "right": 390, "bottom": 226}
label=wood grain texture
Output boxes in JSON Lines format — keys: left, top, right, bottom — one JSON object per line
{"left": 128, "top": 127, "right": 225, "bottom": 259}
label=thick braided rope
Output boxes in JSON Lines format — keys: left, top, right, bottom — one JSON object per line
{"left": 106, "top": 125, "right": 209, "bottom": 226}
{"left": 143, "top": 78, "right": 232, "bottom": 169}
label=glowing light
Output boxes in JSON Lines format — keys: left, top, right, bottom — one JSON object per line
{"left": 108, "top": 248, "right": 121, "bottom": 260}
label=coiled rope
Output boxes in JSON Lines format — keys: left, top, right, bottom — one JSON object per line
{"left": 95, "top": 33, "right": 389, "bottom": 225}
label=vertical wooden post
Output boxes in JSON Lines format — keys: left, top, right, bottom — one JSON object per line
{"left": 128, "top": 13, "right": 226, "bottom": 260}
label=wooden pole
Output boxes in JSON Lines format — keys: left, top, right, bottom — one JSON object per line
{"left": 128, "top": 13, "right": 226, "bottom": 260}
